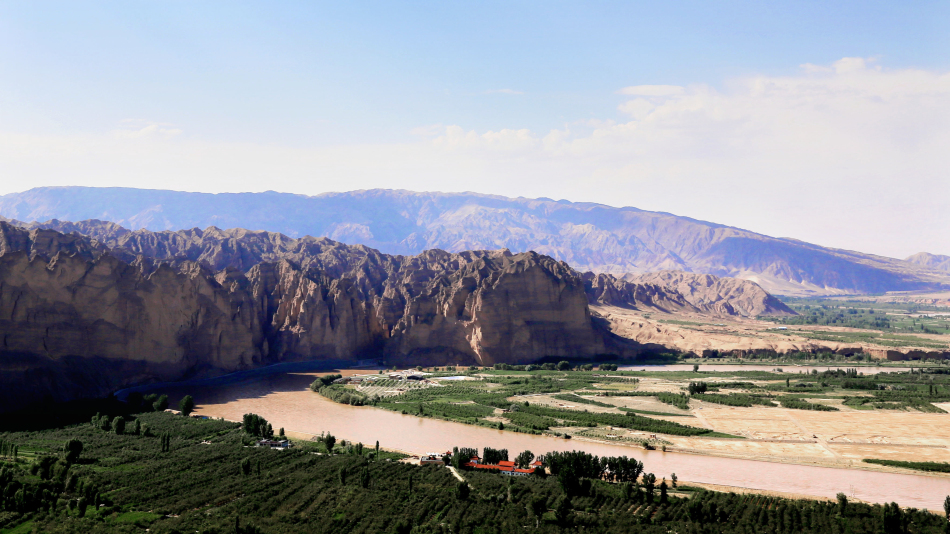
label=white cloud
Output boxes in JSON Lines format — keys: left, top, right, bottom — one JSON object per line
{"left": 1, "top": 58, "right": 948, "bottom": 258}
{"left": 616, "top": 84, "right": 685, "bottom": 96}
{"left": 113, "top": 122, "right": 183, "bottom": 139}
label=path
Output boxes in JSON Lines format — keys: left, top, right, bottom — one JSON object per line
{"left": 447, "top": 466, "right": 466, "bottom": 483}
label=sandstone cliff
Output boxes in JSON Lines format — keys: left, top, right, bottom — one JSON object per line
{"left": 0, "top": 222, "right": 621, "bottom": 409}
{"left": 0, "top": 220, "right": 799, "bottom": 410}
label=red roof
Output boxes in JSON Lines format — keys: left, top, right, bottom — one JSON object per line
{"left": 514, "top": 468, "right": 534, "bottom": 474}
{"left": 498, "top": 461, "right": 515, "bottom": 467}
{"left": 531, "top": 460, "right": 543, "bottom": 466}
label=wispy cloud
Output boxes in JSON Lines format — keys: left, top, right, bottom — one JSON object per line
{"left": 616, "top": 85, "right": 684, "bottom": 97}
{"left": 113, "top": 121, "right": 182, "bottom": 139}
{"left": 483, "top": 89, "right": 525, "bottom": 95}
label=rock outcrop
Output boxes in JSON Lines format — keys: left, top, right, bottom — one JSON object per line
{"left": 0, "top": 220, "right": 798, "bottom": 409}
{"left": 0, "top": 222, "right": 621, "bottom": 409}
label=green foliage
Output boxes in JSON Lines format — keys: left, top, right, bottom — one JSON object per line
{"left": 317, "top": 384, "right": 369, "bottom": 406}
{"left": 242, "top": 413, "right": 273, "bottom": 438}
{"left": 0, "top": 411, "right": 949, "bottom": 533}
{"left": 178, "top": 395, "right": 195, "bottom": 417}
{"left": 779, "top": 398, "right": 839, "bottom": 411}
{"left": 655, "top": 392, "right": 691, "bottom": 410}
{"left": 551, "top": 393, "right": 613, "bottom": 407}
{"left": 111, "top": 416, "right": 125, "bottom": 435}
{"left": 698, "top": 393, "right": 776, "bottom": 408}
{"left": 688, "top": 381, "right": 708, "bottom": 394}
{"left": 62, "top": 439, "right": 83, "bottom": 463}
{"left": 863, "top": 459, "right": 950, "bottom": 473}
{"left": 309, "top": 374, "right": 342, "bottom": 391}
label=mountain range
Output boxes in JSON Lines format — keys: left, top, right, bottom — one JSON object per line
{"left": 1, "top": 186, "right": 947, "bottom": 295}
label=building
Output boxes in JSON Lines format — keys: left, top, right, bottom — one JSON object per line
{"left": 463, "top": 457, "right": 540, "bottom": 477}
{"left": 257, "top": 439, "right": 291, "bottom": 449}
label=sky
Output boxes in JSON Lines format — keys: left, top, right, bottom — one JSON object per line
{"left": 0, "top": 1, "right": 948, "bottom": 258}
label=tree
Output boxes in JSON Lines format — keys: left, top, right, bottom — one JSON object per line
{"left": 243, "top": 413, "right": 271, "bottom": 438}
{"left": 63, "top": 439, "right": 83, "bottom": 464}
{"left": 324, "top": 433, "right": 336, "bottom": 453}
{"left": 278, "top": 427, "right": 285, "bottom": 438}
{"left": 659, "top": 480, "right": 668, "bottom": 504}
{"left": 837, "top": 492, "right": 848, "bottom": 516}
{"left": 455, "top": 481, "right": 470, "bottom": 500}
{"left": 241, "top": 458, "right": 252, "bottom": 476}
{"left": 359, "top": 466, "right": 370, "bottom": 488}
{"left": 153, "top": 394, "right": 169, "bottom": 412}
{"left": 670, "top": 473, "right": 678, "bottom": 488}
{"left": 112, "top": 416, "right": 125, "bottom": 435}
{"left": 338, "top": 467, "right": 347, "bottom": 485}
{"left": 553, "top": 495, "right": 572, "bottom": 525}
{"left": 944, "top": 495, "right": 949, "bottom": 532}
{"left": 179, "top": 395, "right": 195, "bottom": 417}
{"left": 375, "top": 440, "right": 380, "bottom": 460}
{"left": 528, "top": 496, "right": 546, "bottom": 525}
{"left": 557, "top": 361, "right": 571, "bottom": 371}
{"left": 131, "top": 419, "right": 141, "bottom": 436}
{"left": 693, "top": 364, "right": 699, "bottom": 372}
{"left": 515, "top": 450, "right": 535, "bottom": 469}
{"left": 642, "top": 473, "right": 657, "bottom": 503}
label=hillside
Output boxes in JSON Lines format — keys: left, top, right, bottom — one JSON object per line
{"left": 2, "top": 187, "right": 948, "bottom": 295}
{"left": 906, "top": 252, "right": 950, "bottom": 272}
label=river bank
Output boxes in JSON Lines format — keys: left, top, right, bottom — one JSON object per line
{"left": 150, "top": 368, "right": 950, "bottom": 510}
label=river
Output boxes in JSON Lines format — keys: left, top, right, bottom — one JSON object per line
{"left": 620, "top": 364, "right": 917, "bottom": 374}
{"left": 153, "top": 368, "right": 950, "bottom": 511}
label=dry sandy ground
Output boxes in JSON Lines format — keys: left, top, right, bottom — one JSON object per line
{"left": 592, "top": 304, "right": 950, "bottom": 356}
{"left": 665, "top": 406, "right": 950, "bottom": 468}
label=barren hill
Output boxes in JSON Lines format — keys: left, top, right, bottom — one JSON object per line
{"left": 906, "top": 252, "right": 950, "bottom": 272}
{"left": 2, "top": 187, "right": 948, "bottom": 295}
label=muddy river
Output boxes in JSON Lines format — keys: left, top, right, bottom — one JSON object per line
{"left": 152, "top": 369, "right": 950, "bottom": 510}
{"left": 620, "top": 364, "right": 916, "bottom": 374}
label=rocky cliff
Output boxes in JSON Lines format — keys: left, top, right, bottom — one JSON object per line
{"left": 3, "top": 187, "right": 949, "bottom": 295}
{"left": 0, "top": 220, "right": 798, "bottom": 410}
{"left": 0, "top": 222, "right": 623, "bottom": 409}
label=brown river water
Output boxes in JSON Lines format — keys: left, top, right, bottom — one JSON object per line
{"left": 620, "top": 364, "right": 917, "bottom": 374}
{"left": 151, "top": 369, "right": 950, "bottom": 510}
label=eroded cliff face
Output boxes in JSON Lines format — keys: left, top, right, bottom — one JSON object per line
{"left": 0, "top": 223, "right": 619, "bottom": 408}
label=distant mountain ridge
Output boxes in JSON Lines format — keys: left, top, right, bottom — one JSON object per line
{"left": 906, "top": 252, "right": 950, "bottom": 273}
{"left": 1, "top": 186, "right": 947, "bottom": 295}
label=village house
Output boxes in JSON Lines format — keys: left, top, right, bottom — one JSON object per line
{"left": 257, "top": 439, "right": 291, "bottom": 449}
{"left": 463, "top": 456, "right": 541, "bottom": 477}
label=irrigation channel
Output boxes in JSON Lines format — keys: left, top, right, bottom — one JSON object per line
{"left": 146, "top": 365, "right": 948, "bottom": 511}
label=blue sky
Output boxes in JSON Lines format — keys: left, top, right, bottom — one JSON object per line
{"left": 1, "top": 1, "right": 948, "bottom": 257}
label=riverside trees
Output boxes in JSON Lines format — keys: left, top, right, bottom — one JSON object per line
{"left": 2, "top": 410, "right": 950, "bottom": 533}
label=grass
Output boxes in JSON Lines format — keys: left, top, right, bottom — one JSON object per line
{"left": 0, "top": 521, "right": 32, "bottom": 534}
{"left": 110, "top": 510, "right": 162, "bottom": 526}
